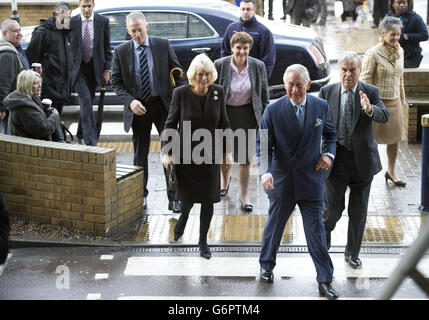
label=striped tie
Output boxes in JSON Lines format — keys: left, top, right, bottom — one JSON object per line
{"left": 82, "top": 19, "right": 92, "bottom": 63}
{"left": 139, "top": 45, "right": 151, "bottom": 102}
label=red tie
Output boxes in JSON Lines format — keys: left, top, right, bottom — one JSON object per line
{"left": 82, "top": 19, "right": 92, "bottom": 63}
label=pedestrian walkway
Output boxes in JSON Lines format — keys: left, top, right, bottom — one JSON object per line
{"left": 98, "top": 140, "right": 428, "bottom": 250}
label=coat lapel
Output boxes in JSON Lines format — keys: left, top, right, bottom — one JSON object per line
{"left": 297, "top": 94, "right": 316, "bottom": 149}
{"left": 351, "top": 82, "right": 363, "bottom": 133}
{"left": 148, "top": 37, "right": 160, "bottom": 85}
{"left": 128, "top": 40, "right": 136, "bottom": 81}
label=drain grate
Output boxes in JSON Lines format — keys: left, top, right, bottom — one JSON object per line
{"left": 130, "top": 245, "right": 413, "bottom": 255}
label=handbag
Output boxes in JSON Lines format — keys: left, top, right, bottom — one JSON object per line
{"left": 167, "top": 163, "right": 178, "bottom": 192}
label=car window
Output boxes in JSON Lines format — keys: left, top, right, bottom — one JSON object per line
{"left": 102, "top": 11, "right": 215, "bottom": 41}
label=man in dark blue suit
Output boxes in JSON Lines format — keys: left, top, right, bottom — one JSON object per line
{"left": 257, "top": 64, "right": 339, "bottom": 299}
{"left": 70, "top": 0, "right": 112, "bottom": 146}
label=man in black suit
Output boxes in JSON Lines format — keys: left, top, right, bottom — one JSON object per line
{"left": 319, "top": 51, "right": 390, "bottom": 269}
{"left": 110, "top": 11, "right": 186, "bottom": 212}
{"left": 70, "top": 0, "right": 112, "bottom": 146}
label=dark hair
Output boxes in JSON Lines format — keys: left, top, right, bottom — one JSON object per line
{"left": 390, "top": 0, "right": 413, "bottom": 13}
{"left": 241, "top": 0, "right": 256, "bottom": 7}
{"left": 230, "top": 31, "right": 253, "bottom": 48}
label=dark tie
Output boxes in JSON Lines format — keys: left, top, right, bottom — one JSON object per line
{"left": 295, "top": 104, "right": 304, "bottom": 132}
{"left": 139, "top": 45, "right": 151, "bottom": 102}
{"left": 342, "top": 90, "right": 353, "bottom": 149}
{"left": 82, "top": 19, "right": 92, "bottom": 63}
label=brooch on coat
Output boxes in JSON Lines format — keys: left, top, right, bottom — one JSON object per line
{"left": 214, "top": 90, "right": 218, "bottom": 101}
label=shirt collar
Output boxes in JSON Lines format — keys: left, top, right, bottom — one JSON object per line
{"left": 133, "top": 38, "right": 150, "bottom": 50}
{"left": 341, "top": 83, "right": 358, "bottom": 95}
{"left": 230, "top": 58, "right": 249, "bottom": 74}
{"left": 81, "top": 12, "right": 94, "bottom": 21}
{"left": 289, "top": 95, "right": 307, "bottom": 108}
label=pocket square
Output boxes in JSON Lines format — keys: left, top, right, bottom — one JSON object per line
{"left": 314, "top": 118, "right": 323, "bottom": 128}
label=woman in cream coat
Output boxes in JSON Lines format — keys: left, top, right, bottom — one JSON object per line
{"left": 360, "top": 16, "right": 407, "bottom": 187}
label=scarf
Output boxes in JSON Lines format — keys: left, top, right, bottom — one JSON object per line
{"left": 379, "top": 36, "right": 400, "bottom": 62}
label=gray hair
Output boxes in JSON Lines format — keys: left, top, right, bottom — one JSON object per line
{"left": 126, "top": 11, "right": 147, "bottom": 26}
{"left": 16, "top": 70, "right": 42, "bottom": 98}
{"left": 1, "top": 19, "right": 19, "bottom": 34}
{"left": 187, "top": 53, "right": 218, "bottom": 86}
{"left": 338, "top": 51, "right": 362, "bottom": 70}
{"left": 379, "top": 16, "right": 403, "bottom": 33}
{"left": 283, "top": 64, "right": 310, "bottom": 85}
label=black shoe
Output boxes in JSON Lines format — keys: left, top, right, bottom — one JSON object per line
{"left": 220, "top": 177, "right": 231, "bottom": 197}
{"left": 318, "top": 282, "right": 339, "bottom": 300}
{"left": 174, "top": 214, "right": 189, "bottom": 241}
{"left": 317, "top": 20, "right": 326, "bottom": 25}
{"left": 198, "top": 241, "right": 211, "bottom": 259}
{"left": 260, "top": 268, "right": 274, "bottom": 283}
{"left": 268, "top": 14, "right": 274, "bottom": 20}
{"left": 168, "top": 200, "right": 182, "bottom": 213}
{"left": 143, "top": 197, "right": 147, "bottom": 209}
{"left": 240, "top": 199, "right": 253, "bottom": 212}
{"left": 326, "top": 231, "right": 331, "bottom": 250}
{"left": 345, "top": 255, "right": 362, "bottom": 269}
{"left": 280, "top": 15, "right": 286, "bottom": 20}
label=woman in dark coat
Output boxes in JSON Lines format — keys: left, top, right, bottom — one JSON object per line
{"left": 3, "top": 70, "right": 62, "bottom": 141}
{"left": 162, "top": 53, "right": 231, "bottom": 259}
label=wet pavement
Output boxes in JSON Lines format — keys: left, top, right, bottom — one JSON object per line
{"left": 1, "top": 1, "right": 429, "bottom": 301}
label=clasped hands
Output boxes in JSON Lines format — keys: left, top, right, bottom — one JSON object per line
{"left": 162, "top": 153, "right": 234, "bottom": 169}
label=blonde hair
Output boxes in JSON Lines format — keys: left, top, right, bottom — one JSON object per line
{"left": 186, "top": 53, "right": 217, "bottom": 86}
{"left": 17, "top": 70, "right": 41, "bottom": 97}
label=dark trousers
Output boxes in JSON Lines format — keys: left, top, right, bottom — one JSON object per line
{"left": 75, "top": 60, "right": 98, "bottom": 146}
{"left": 181, "top": 201, "right": 214, "bottom": 242}
{"left": 131, "top": 96, "right": 175, "bottom": 201}
{"left": 0, "top": 192, "right": 10, "bottom": 265}
{"left": 372, "top": 0, "right": 388, "bottom": 26}
{"left": 323, "top": 147, "right": 373, "bottom": 259}
{"left": 342, "top": 10, "right": 357, "bottom": 22}
{"left": 259, "top": 197, "right": 334, "bottom": 283}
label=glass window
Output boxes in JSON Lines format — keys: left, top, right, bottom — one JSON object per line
{"left": 105, "top": 12, "right": 128, "bottom": 41}
{"left": 144, "top": 12, "right": 187, "bottom": 39}
{"left": 188, "top": 14, "right": 214, "bottom": 38}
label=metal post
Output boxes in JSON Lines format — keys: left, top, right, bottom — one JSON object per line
{"left": 420, "top": 114, "right": 429, "bottom": 212}
{"left": 10, "top": 0, "right": 19, "bottom": 24}
{"left": 376, "top": 218, "right": 429, "bottom": 299}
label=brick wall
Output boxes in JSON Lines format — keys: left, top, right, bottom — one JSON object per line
{"left": 0, "top": 4, "right": 78, "bottom": 27}
{"left": 0, "top": 134, "right": 143, "bottom": 236}
{"left": 403, "top": 69, "right": 429, "bottom": 143}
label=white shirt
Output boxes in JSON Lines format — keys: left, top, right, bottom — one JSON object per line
{"left": 81, "top": 12, "right": 94, "bottom": 49}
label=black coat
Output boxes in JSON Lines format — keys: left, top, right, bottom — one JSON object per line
{"left": 163, "top": 84, "right": 230, "bottom": 204}
{"left": 70, "top": 13, "right": 112, "bottom": 86}
{"left": 387, "top": 10, "right": 429, "bottom": 68}
{"left": 0, "top": 193, "right": 9, "bottom": 265}
{"left": 3, "top": 91, "right": 61, "bottom": 140}
{"left": 26, "top": 16, "right": 74, "bottom": 104}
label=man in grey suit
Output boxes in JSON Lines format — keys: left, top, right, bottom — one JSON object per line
{"left": 70, "top": 0, "right": 112, "bottom": 146}
{"left": 110, "top": 11, "right": 186, "bottom": 212}
{"left": 319, "top": 51, "right": 390, "bottom": 269}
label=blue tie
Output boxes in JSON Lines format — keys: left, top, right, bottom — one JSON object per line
{"left": 296, "top": 104, "right": 304, "bottom": 132}
{"left": 139, "top": 45, "right": 151, "bottom": 102}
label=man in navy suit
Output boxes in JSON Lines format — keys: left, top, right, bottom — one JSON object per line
{"left": 257, "top": 64, "right": 339, "bottom": 299}
{"left": 70, "top": 0, "right": 112, "bottom": 146}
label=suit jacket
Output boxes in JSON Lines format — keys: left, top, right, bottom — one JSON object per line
{"left": 214, "top": 55, "right": 269, "bottom": 125}
{"left": 70, "top": 13, "right": 112, "bottom": 86}
{"left": 257, "top": 94, "right": 337, "bottom": 201}
{"left": 319, "top": 81, "right": 390, "bottom": 179}
{"left": 110, "top": 37, "right": 185, "bottom": 133}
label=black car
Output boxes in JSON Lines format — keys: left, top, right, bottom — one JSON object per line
{"left": 23, "top": 0, "right": 330, "bottom": 102}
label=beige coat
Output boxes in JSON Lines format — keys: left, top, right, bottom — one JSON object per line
{"left": 360, "top": 43, "right": 408, "bottom": 143}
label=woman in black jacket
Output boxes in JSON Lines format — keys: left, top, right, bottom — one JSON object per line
{"left": 387, "top": 0, "right": 429, "bottom": 68}
{"left": 162, "top": 54, "right": 231, "bottom": 259}
{"left": 3, "top": 70, "right": 63, "bottom": 141}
